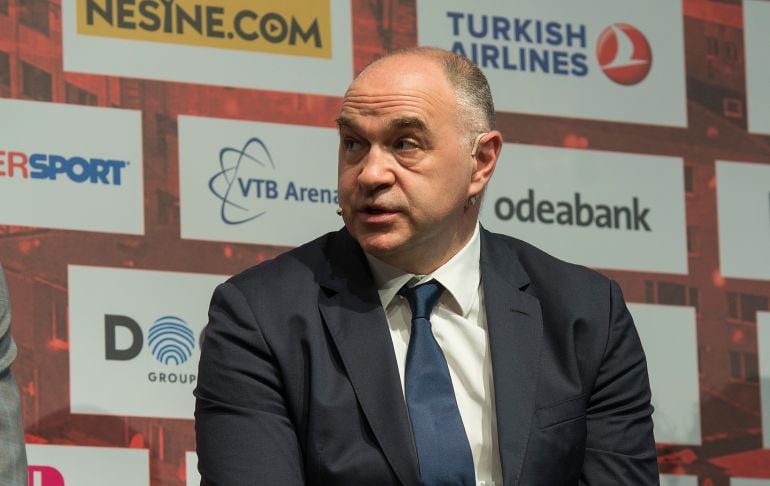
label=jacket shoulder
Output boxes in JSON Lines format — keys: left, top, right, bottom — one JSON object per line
{"left": 483, "top": 230, "right": 611, "bottom": 295}
{"left": 227, "top": 231, "right": 337, "bottom": 292}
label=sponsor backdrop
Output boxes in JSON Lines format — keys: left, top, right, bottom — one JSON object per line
{"left": 0, "top": 0, "right": 768, "bottom": 484}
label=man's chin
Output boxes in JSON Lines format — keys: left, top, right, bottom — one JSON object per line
{"left": 353, "top": 233, "right": 407, "bottom": 260}
{"left": 359, "top": 241, "right": 401, "bottom": 259}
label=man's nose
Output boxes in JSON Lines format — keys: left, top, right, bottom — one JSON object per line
{"left": 357, "top": 146, "right": 396, "bottom": 190}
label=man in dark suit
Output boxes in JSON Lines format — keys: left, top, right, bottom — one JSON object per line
{"left": 195, "top": 47, "right": 658, "bottom": 485}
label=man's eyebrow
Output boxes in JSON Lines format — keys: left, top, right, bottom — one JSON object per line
{"left": 388, "top": 117, "right": 428, "bottom": 132}
{"left": 335, "top": 117, "right": 358, "bottom": 130}
{"left": 335, "top": 116, "right": 429, "bottom": 132}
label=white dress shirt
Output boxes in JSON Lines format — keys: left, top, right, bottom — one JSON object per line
{"left": 365, "top": 224, "right": 503, "bottom": 486}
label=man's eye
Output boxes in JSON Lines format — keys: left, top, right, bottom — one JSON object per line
{"left": 342, "top": 138, "right": 362, "bottom": 150}
{"left": 394, "top": 139, "right": 418, "bottom": 150}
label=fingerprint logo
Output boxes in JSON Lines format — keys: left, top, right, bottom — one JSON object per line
{"left": 148, "top": 316, "right": 196, "bottom": 365}
{"left": 596, "top": 23, "right": 652, "bottom": 86}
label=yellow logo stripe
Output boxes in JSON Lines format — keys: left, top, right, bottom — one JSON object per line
{"left": 77, "top": 0, "right": 331, "bottom": 58}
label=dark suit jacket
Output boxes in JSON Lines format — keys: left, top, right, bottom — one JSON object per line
{"left": 194, "top": 228, "right": 658, "bottom": 485}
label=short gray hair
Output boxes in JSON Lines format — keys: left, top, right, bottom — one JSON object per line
{"left": 360, "top": 47, "right": 496, "bottom": 140}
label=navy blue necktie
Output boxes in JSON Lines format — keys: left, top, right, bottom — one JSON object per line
{"left": 400, "top": 281, "right": 475, "bottom": 485}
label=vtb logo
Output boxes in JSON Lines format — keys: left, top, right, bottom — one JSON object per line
{"left": 596, "top": 23, "right": 652, "bottom": 86}
{"left": 209, "top": 137, "right": 277, "bottom": 225}
{"left": 28, "top": 465, "right": 65, "bottom": 486}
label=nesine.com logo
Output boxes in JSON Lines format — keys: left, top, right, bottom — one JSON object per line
{"left": 147, "top": 316, "right": 196, "bottom": 365}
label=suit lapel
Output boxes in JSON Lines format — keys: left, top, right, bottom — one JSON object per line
{"left": 481, "top": 230, "right": 544, "bottom": 486}
{"left": 318, "top": 231, "right": 420, "bottom": 486}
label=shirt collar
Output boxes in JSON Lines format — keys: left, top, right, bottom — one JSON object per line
{"left": 365, "top": 223, "right": 481, "bottom": 317}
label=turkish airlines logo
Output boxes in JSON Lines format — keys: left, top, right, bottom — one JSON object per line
{"left": 596, "top": 23, "right": 652, "bottom": 86}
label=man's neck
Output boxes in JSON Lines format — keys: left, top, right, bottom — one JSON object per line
{"left": 369, "top": 220, "right": 479, "bottom": 276}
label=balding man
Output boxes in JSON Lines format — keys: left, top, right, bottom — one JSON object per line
{"left": 195, "top": 47, "right": 658, "bottom": 485}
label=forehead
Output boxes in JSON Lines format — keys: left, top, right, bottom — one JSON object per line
{"left": 339, "top": 55, "right": 458, "bottom": 129}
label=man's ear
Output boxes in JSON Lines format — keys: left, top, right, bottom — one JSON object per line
{"left": 469, "top": 130, "right": 503, "bottom": 196}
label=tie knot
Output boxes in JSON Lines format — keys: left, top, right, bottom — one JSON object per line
{"left": 399, "top": 280, "right": 444, "bottom": 319}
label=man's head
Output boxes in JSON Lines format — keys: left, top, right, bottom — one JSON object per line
{"left": 336, "top": 47, "right": 503, "bottom": 274}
